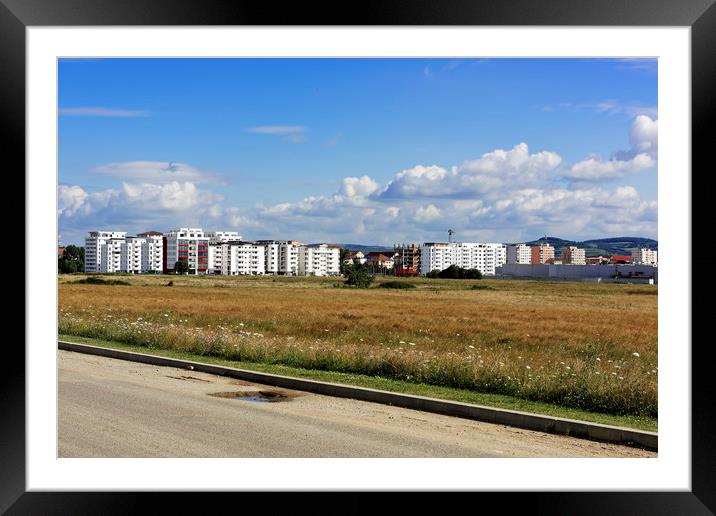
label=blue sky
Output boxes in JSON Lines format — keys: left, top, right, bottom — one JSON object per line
{"left": 58, "top": 58, "right": 657, "bottom": 246}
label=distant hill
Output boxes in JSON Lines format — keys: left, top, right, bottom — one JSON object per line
{"left": 524, "top": 236, "right": 658, "bottom": 257}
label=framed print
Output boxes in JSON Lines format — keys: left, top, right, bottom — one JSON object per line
{"left": 5, "top": 0, "right": 712, "bottom": 512}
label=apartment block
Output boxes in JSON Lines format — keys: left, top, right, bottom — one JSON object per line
{"left": 100, "top": 237, "right": 125, "bottom": 273}
{"left": 210, "top": 241, "right": 265, "bottom": 275}
{"left": 632, "top": 248, "right": 658, "bottom": 266}
{"left": 164, "top": 228, "right": 210, "bottom": 274}
{"left": 531, "top": 243, "right": 555, "bottom": 264}
{"left": 506, "top": 244, "right": 532, "bottom": 264}
{"left": 561, "top": 246, "right": 586, "bottom": 265}
{"left": 84, "top": 231, "right": 127, "bottom": 272}
{"left": 420, "top": 242, "right": 507, "bottom": 276}
{"left": 298, "top": 243, "right": 341, "bottom": 276}
{"left": 257, "top": 240, "right": 304, "bottom": 275}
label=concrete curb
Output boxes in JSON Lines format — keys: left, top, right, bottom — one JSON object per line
{"left": 58, "top": 340, "right": 658, "bottom": 451}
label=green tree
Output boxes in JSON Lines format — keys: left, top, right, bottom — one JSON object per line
{"left": 426, "top": 269, "right": 440, "bottom": 278}
{"left": 342, "top": 261, "right": 374, "bottom": 288}
{"left": 174, "top": 259, "right": 189, "bottom": 275}
{"left": 58, "top": 245, "right": 84, "bottom": 273}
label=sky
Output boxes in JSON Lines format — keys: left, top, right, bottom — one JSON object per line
{"left": 58, "top": 58, "right": 658, "bottom": 246}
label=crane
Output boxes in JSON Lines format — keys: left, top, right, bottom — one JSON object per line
{"left": 448, "top": 229, "right": 455, "bottom": 243}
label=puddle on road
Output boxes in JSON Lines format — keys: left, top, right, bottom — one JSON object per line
{"left": 208, "top": 390, "right": 293, "bottom": 403}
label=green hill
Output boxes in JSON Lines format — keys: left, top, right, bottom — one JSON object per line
{"left": 524, "top": 236, "right": 658, "bottom": 257}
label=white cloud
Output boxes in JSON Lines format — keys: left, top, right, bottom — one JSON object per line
{"left": 92, "top": 161, "right": 222, "bottom": 184}
{"left": 339, "top": 176, "right": 380, "bottom": 198}
{"left": 564, "top": 115, "right": 657, "bottom": 182}
{"left": 414, "top": 204, "right": 441, "bottom": 223}
{"left": 59, "top": 107, "right": 150, "bottom": 117}
{"left": 382, "top": 144, "right": 561, "bottom": 199}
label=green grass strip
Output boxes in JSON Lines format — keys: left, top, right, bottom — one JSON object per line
{"left": 59, "top": 333, "right": 657, "bottom": 432}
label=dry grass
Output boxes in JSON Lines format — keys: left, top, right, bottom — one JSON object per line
{"left": 58, "top": 274, "right": 658, "bottom": 417}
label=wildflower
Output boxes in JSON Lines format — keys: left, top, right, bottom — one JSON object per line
{"left": 408, "top": 342, "right": 416, "bottom": 346}
{"left": 596, "top": 357, "right": 600, "bottom": 361}
{"left": 526, "top": 365, "right": 531, "bottom": 370}
{"left": 163, "top": 314, "right": 169, "bottom": 317}
{"left": 632, "top": 352, "right": 640, "bottom": 357}
{"left": 469, "top": 345, "right": 475, "bottom": 349}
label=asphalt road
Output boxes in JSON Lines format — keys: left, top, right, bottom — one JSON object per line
{"left": 58, "top": 350, "right": 656, "bottom": 458}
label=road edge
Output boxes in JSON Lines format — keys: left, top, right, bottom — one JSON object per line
{"left": 58, "top": 340, "right": 658, "bottom": 451}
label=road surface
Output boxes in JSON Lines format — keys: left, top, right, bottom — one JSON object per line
{"left": 58, "top": 350, "right": 656, "bottom": 458}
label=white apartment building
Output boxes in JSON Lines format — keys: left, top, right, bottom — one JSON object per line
{"left": 506, "top": 244, "right": 532, "bottom": 264}
{"left": 164, "top": 228, "right": 210, "bottom": 274}
{"left": 210, "top": 241, "right": 266, "bottom": 275}
{"left": 420, "top": 242, "right": 507, "bottom": 276}
{"left": 100, "top": 237, "right": 125, "bottom": 273}
{"left": 561, "top": 246, "right": 586, "bottom": 265}
{"left": 258, "top": 240, "right": 304, "bottom": 275}
{"left": 139, "top": 234, "right": 164, "bottom": 273}
{"left": 84, "top": 231, "right": 127, "bottom": 272}
{"left": 298, "top": 243, "right": 341, "bottom": 276}
{"left": 120, "top": 237, "right": 144, "bottom": 273}
{"left": 632, "top": 248, "right": 658, "bottom": 266}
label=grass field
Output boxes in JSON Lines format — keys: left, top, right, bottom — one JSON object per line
{"left": 58, "top": 273, "right": 658, "bottom": 422}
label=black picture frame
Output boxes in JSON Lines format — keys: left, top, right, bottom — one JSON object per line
{"left": 5, "top": 0, "right": 711, "bottom": 513}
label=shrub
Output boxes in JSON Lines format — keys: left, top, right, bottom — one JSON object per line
{"left": 343, "top": 262, "right": 374, "bottom": 288}
{"left": 379, "top": 281, "right": 416, "bottom": 289}
{"left": 73, "top": 277, "right": 130, "bottom": 286}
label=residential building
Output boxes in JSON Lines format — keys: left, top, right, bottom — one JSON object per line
{"left": 344, "top": 250, "right": 367, "bottom": 265}
{"left": 506, "top": 244, "right": 532, "bottom": 264}
{"left": 257, "top": 240, "right": 304, "bottom": 275}
{"left": 420, "top": 242, "right": 507, "bottom": 276}
{"left": 58, "top": 247, "right": 65, "bottom": 257}
{"left": 210, "top": 241, "right": 266, "bottom": 275}
{"left": 393, "top": 243, "right": 421, "bottom": 273}
{"left": 100, "top": 237, "right": 125, "bottom": 273}
{"left": 632, "top": 248, "right": 658, "bottom": 266}
{"left": 365, "top": 252, "right": 396, "bottom": 270}
{"left": 531, "top": 243, "right": 555, "bottom": 264}
{"left": 163, "top": 228, "right": 210, "bottom": 274}
{"left": 84, "top": 231, "right": 127, "bottom": 272}
{"left": 298, "top": 243, "right": 341, "bottom": 276}
{"left": 136, "top": 233, "right": 164, "bottom": 273}
{"left": 561, "top": 246, "right": 586, "bottom": 265}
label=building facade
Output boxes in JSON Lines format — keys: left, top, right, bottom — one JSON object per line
{"left": 84, "top": 231, "right": 127, "bottom": 272}
{"left": 531, "top": 243, "right": 555, "bottom": 264}
{"left": 210, "top": 241, "right": 266, "bottom": 275}
{"left": 506, "top": 244, "right": 532, "bottom": 264}
{"left": 420, "top": 242, "right": 507, "bottom": 276}
{"left": 163, "top": 228, "right": 210, "bottom": 274}
{"left": 560, "top": 246, "right": 586, "bottom": 265}
{"left": 298, "top": 243, "right": 341, "bottom": 276}
{"left": 258, "top": 240, "right": 304, "bottom": 275}
{"left": 393, "top": 243, "right": 421, "bottom": 273}
{"left": 632, "top": 248, "right": 658, "bottom": 266}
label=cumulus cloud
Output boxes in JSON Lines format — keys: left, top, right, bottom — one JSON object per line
{"left": 339, "top": 176, "right": 380, "bottom": 198}
{"left": 59, "top": 117, "right": 657, "bottom": 244}
{"left": 563, "top": 115, "right": 657, "bottom": 182}
{"left": 382, "top": 144, "right": 561, "bottom": 199}
{"left": 414, "top": 204, "right": 441, "bottom": 223}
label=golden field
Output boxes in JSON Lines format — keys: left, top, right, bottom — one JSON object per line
{"left": 58, "top": 274, "right": 658, "bottom": 417}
